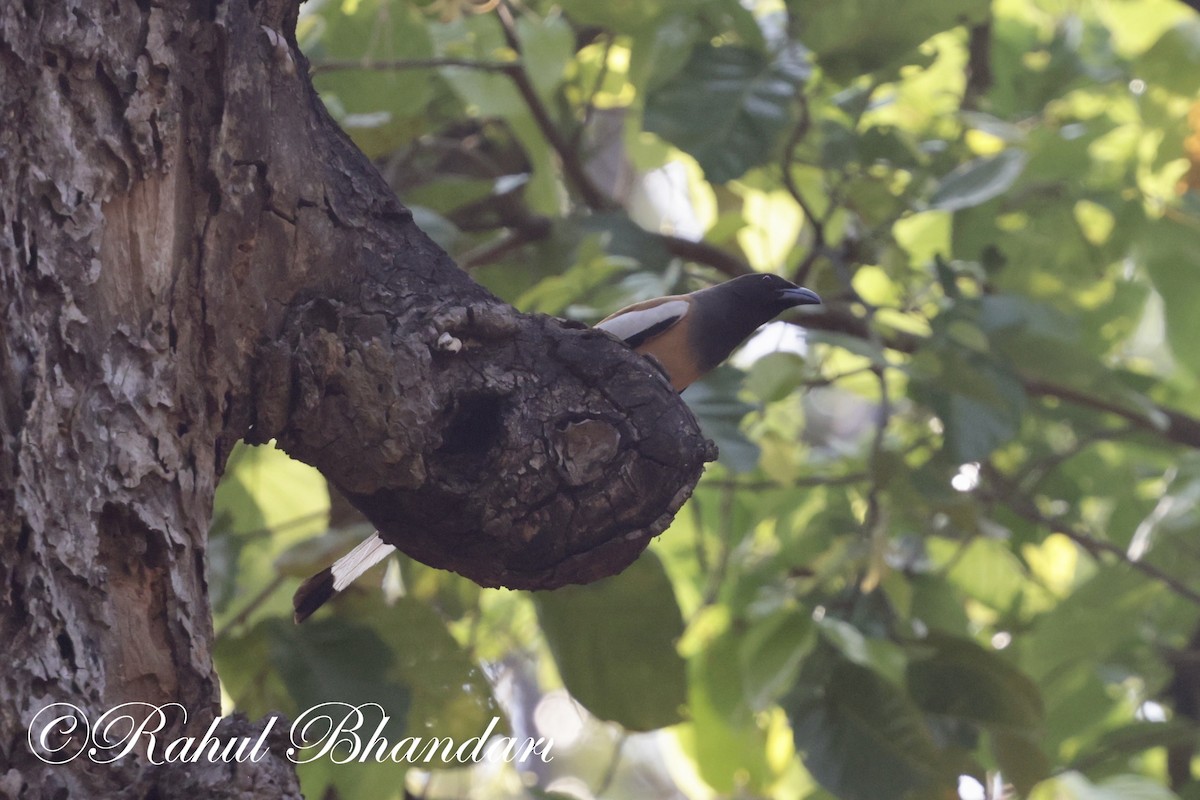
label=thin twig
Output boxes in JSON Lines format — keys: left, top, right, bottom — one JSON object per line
{"left": 594, "top": 733, "right": 627, "bottom": 797}
{"left": 702, "top": 472, "right": 870, "bottom": 492}
{"left": 1018, "top": 426, "right": 1134, "bottom": 496}
{"left": 217, "top": 508, "right": 330, "bottom": 540}
{"left": 216, "top": 573, "right": 287, "bottom": 639}
{"left": 310, "top": 57, "right": 517, "bottom": 74}
{"left": 781, "top": 94, "right": 826, "bottom": 285}
{"left": 460, "top": 216, "right": 552, "bottom": 269}
{"left": 962, "top": 19, "right": 994, "bottom": 111}
{"left": 570, "top": 34, "right": 615, "bottom": 151}
{"left": 864, "top": 362, "right": 891, "bottom": 532}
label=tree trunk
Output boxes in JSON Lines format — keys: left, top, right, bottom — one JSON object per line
{"left": 0, "top": 2, "right": 711, "bottom": 796}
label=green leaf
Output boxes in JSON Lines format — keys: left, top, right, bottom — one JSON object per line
{"left": 785, "top": 660, "right": 954, "bottom": 800}
{"left": 929, "top": 150, "right": 1029, "bottom": 212}
{"left": 943, "top": 392, "right": 1022, "bottom": 463}
{"left": 269, "top": 618, "right": 412, "bottom": 732}
{"left": 217, "top": 617, "right": 412, "bottom": 744}
{"left": 578, "top": 212, "right": 675, "bottom": 272}
{"left": 274, "top": 522, "right": 375, "bottom": 579}
{"left": 558, "top": 0, "right": 703, "bottom": 35}
{"left": 817, "top": 618, "right": 908, "bottom": 686}
{"left": 745, "top": 352, "right": 807, "bottom": 403}
{"left": 907, "top": 634, "right": 1044, "bottom": 731}
{"left": 682, "top": 630, "right": 775, "bottom": 792}
{"left": 684, "top": 366, "right": 761, "bottom": 473}
{"left": 644, "top": 44, "right": 810, "bottom": 183}
{"left": 431, "top": 15, "right": 523, "bottom": 117}
{"left": 1074, "top": 720, "right": 1200, "bottom": 772}
{"left": 1023, "top": 566, "right": 1157, "bottom": 684}
{"left": 787, "top": 0, "right": 988, "bottom": 80}
{"left": 926, "top": 536, "right": 1029, "bottom": 613}
{"left": 515, "top": 242, "right": 629, "bottom": 314}
{"left": 1141, "top": 218, "right": 1200, "bottom": 377}
{"left": 918, "top": 348, "right": 1027, "bottom": 463}
{"left": 908, "top": 574, "right": 970, "bottom": 635}
{"left": 213, "top": 619, "right": 292, "bottom": 716}
{"left": 630, "top": 14, "right": 702, "bottom": 92}
{"left": 352, "top": 596, "right": 500, "bottom": 741}
{"left": 738, "top": 609, "right": 817, "bottom": 711}
{"left": 517, "top": 12, "right": 575, "bottom": 104}
{"left": 402, "top": 177, "right": 496, "bottom": 215}
{"left": 534, "top": 551, "right": 687, "bottom": 731}
{"left": 210, "top": 444, "right": 330, "bottom": 628}
{"left": 1137, "top": 19, "right": 1200, "bottom": 96}
{"left": 1030, "top": 772, "right": 1182, "bottom": 800}
{"left": 992, "top": 730, "right": 1053, "bottom": 797}
{"left": 308, "top": 0, "right": 435, "bottom": 158}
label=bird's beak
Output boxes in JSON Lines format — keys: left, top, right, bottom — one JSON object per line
{"left": 780, "top": 287, "right": 822, "bottom": 306}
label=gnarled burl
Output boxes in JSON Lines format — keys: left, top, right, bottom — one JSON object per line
{"left": 252, "top": 291, "right": 715, "bottom": 589}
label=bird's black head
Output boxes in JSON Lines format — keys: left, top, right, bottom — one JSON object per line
{"left": 686, "top": 272, "right": 823, "bottom": 375}
{"left": 725, "top": 272, "right": 822, "bottom": 313}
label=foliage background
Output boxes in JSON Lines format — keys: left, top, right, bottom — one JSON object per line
{"left": 210, "top": 0, "right": 1200, "bottom": 797}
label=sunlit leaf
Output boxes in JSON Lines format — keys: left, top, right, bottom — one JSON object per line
{"left": 1030, "top": 772, "right": 1182, "bottom": 800}
{"left": 1137, "top": 19, "right": 1200, "bottom": 96}
{"left": 929, "top": 150, "right": 1029, "bottom": 212}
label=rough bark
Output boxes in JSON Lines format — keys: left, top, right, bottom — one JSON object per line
{"left": 0, "top": 1, "right": 711, "bottom": 797}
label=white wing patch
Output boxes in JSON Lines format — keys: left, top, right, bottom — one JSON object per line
{"left": 595, "top": 299, "right": 689, "bottom": 344}
{"left": 331, "top": 532, "right": 398, "bottom": 592}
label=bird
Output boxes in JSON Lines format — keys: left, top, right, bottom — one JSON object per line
{"left": 292, "top": 272, "right": 820, "bottom": 622}
{"left": 594, "top": 272, "right": 822, "bottom": 391}
{"left": 293, "top": 534, "right": 398, "bottom": 623}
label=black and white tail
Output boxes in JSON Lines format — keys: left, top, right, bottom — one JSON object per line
{"left": 292, "top": 532, "right": 397, "bottom": 623}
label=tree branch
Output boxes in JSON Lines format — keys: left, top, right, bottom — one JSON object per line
{"left": 648, "top": 226, "right": 1200, "bottom": 455}
{"left": 659, "top": 233, "right": 753, "bottom": 277}
{"left": 310, "top": 57, "right": 517, "bottom": 74}
{"left": 312, "top": 20, "right": 768, "bottom": 283}
{"left": 797, "top": 310, "right": 1200, "bottom": 453}
{"left": 495, "top": 2, "right": 613, "bottom": 210}
{"left": 1023, "top": 378, "right": 1200, "bottom": 450}
{"left": 981, "top": 465, "right": 1200, "bottom": 607}
{"left": 312, "top": 26, "right": 614, "bottom": 211}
